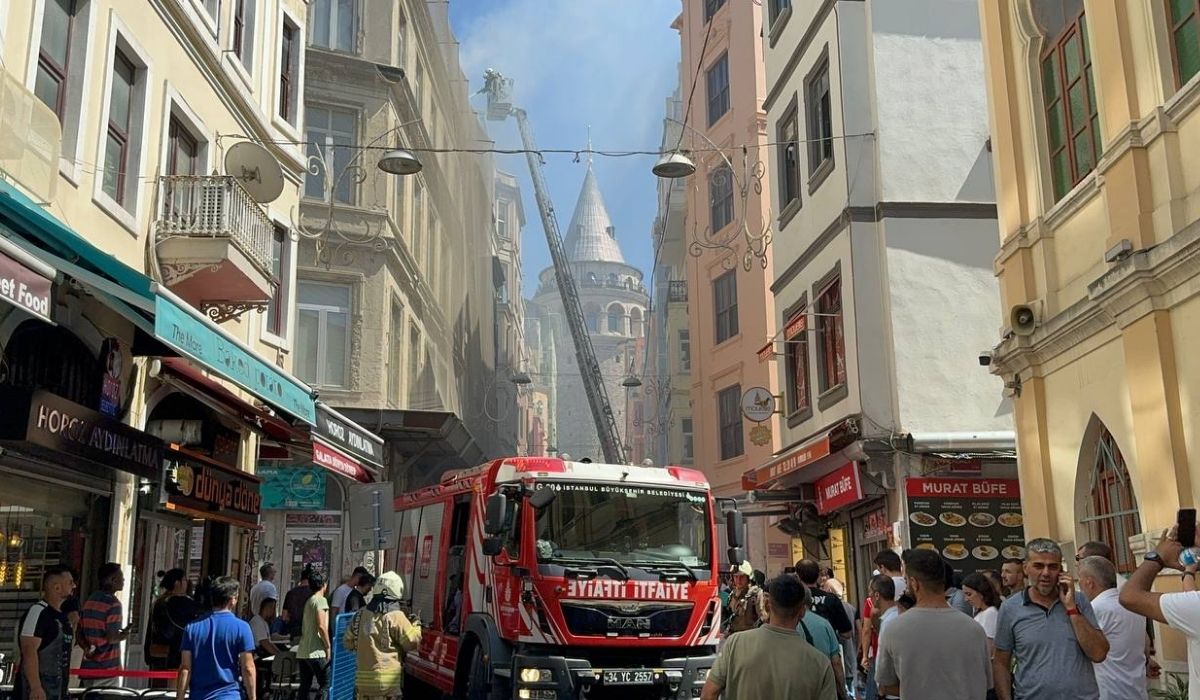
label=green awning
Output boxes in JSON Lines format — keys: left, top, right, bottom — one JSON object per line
{"left": 0, "top": 179, "right": 318, "bottom": 425}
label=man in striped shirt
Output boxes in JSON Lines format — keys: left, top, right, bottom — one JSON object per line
{"left": 78, "top": 563, "right": 130, "bottom": 687}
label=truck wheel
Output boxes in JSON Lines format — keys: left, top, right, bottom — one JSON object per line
{"left": 465, "top": 643, "right": 498, "bottom": 700}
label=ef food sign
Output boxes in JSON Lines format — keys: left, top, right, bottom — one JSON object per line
{"left": 0, "top": 250, "right": 52, "bottom": 323}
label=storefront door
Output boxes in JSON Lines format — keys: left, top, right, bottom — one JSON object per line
{"left": 852, "top": 501, "right": 890, "bottom": 605}
{"left": 128, "top": 516, "right": 196, "bottom": 674}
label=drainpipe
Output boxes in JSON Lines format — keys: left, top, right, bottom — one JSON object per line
{"left": 903, "top": 431, "right": 1016, "bottom": 453}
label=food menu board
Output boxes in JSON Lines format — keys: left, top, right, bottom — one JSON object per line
{"left": 906, "top": 478, "right": 1027, "bottom": 575}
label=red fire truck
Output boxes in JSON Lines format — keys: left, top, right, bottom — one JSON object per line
{"left": 391, "top": 457, "right": 743, "bottom": 699}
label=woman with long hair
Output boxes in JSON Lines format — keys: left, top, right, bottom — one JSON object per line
{"left": 962, "top": 572, "right": 1003, "bottom": 657}
{"left": 144, "top": 569, "right": 200, "bottom": 682}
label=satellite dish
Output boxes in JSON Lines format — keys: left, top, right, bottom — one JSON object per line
{"left": 224, "top": 141, "right": 285, "bottom": 203}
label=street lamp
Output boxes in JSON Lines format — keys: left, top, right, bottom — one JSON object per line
{"left": 650, "top": 116, "right": 772, "bottom": 272}
{"left": 377, "top": 148, "right": 423, "bottom": 176}
{"left": 622, "top": 374, "right": 643, "bottom": 388}
{"left": 510, "top": 370, "right": 532, "bottom": 386}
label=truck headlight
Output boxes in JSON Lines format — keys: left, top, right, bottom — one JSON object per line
{"left": 519, "top": 668, "right": 553, "bottom": 683}
{"left": 695, "top": 668, "right": 709, "bottom": 683}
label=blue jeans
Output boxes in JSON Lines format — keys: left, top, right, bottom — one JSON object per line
{"left": 862, "top": 658, "right": 878, "bottom": 700}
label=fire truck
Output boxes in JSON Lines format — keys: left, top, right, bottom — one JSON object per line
{"left": 391, "top": 456, "right": 744, "bottom": 699}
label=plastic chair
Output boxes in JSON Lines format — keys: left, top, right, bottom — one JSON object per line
{"left": 270, "top": 651, "right": 301, "bottom": 700}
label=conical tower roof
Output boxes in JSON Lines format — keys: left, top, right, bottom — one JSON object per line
{"left": 563, "top": 164, "right": 626, "bottom": 263}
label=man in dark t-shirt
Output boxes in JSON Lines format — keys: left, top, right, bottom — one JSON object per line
{"left": 282, "top": 568, "right": 314, "bottom": 639}
{"left": 795, "top": 559, "right": 853, "bottom": 636}
{"left": 14, "top": 566, "right": 75, "bottom": 700}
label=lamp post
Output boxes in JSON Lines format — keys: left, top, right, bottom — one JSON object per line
{"left": 293, "top": 119, "right": 423, "bottom": 265}
{"left": 651, "top": 116, "right": 772, "bottom": 272}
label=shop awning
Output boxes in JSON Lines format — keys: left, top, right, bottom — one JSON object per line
{"left": 337, "top": 408, "right": 487, "bottom": 489}
{"left": 742, "top": 419, "right": 864, "bottom": 491}
{"left": 0, "top": 180, "right": 317, "bottom": 425}
{"left": 157, "top": 358, "right": 304, "bottom": 443}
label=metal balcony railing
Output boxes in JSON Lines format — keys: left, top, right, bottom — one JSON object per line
{"left": 155, "top": 175, "right": 274, "bottom": 276}
{"left": 668, "top": 280, "right": 688, "bottom": 302}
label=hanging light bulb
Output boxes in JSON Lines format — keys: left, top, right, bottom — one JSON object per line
{"left": 0, "top": 558, "right": 8, "bottom": 586}
{"left": 13, "top": 557, "right": 24, "bottom": 588}
{"left": 8, "top": 531, "right": 21, "bottom": 548}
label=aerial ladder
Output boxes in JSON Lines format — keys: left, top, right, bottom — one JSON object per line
{"left": 480, "top": 70, "right": 628, "bottom": 465}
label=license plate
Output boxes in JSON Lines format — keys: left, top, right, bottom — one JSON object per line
{"left": 602, "top": 670, "right": 655, "bottom": 685}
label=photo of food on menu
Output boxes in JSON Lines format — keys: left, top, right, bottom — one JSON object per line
{"left": 905, "top": 477, "right": 1026, "bottom": 575}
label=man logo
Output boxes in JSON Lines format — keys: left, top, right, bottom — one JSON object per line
{"left": 607, "top": 616, "right": 651, "bottom": 631}
{"left": 617, "top": 602, "right": 642, "bottom": 614}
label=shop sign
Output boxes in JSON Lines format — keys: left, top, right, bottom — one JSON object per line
{"left": 0, "top": 249, "right": 52, "bottom": 323}
{"left": 790, "top": 538, "right": 805, "bottom": 564}
{"left": 315, "top": 404, "right": 384, "bottom": 469}
{"left": 313, "top": 440, "right": 370, "bottom": 482}
{"left": 749, "top": 424, "right": 772, "bottom": 447}
{"left": 906, "top": 477, "right": 1025, "bottom": 576}
{"left": 920, "top": 456, "right": 983, "bottom": 476}
{"left": 9, "top": 389, "right": 164, "bottom": 479}
{"left": 747, "top": 435, "right": 832, "bottom": 489}
{"left": 260, "top": 466, "right": 326, "bottom": 510}
{"left": 767, "top": 542, "right": 789, "bottom": 557}
{"left": 165, "top": 454, "right": 262, "bottom": 528}
{"left": 285, "top": 512, "right": 341, "bottom": 528}
{"left": 98, "top": 338, "right": 123, "bottom": 417}
{"left": 784, "top": 313, "right": 806, "bottom": 340}
{"left": 815, "top": 463, "right": 863, "bottom": 514}
{"left": 154, "top": 295, "right": 316, "bottom": 425}
{"left": 740, "top": 387, "right": 776, "bottom": 423}
{"left": 756, "top": 342, "right": 774, "bottom": 363}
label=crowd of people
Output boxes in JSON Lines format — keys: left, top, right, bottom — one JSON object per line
{"left": 707, "top": 530, "right": 1196, "bottom": 700}
{"left": 10, "top": 563, "right": 420, "bottom": 700}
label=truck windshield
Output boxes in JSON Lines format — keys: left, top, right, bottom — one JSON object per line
{"left": 531, "top": 483, "right": 711, "bottom": 568}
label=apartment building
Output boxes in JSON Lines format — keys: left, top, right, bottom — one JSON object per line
{"left": 0, "top": 0, "right": 389, "bottom": 664}
{"left": 757, "top": 0, "right": 1012, "bottom": 598}
{"left": 675, "top": 0, "right": 788, "bottom": 571}
{"left": 981, "top": 0, "right": 1200, "bottom": 608}
{"left": 494, "top": 169, "right": 529, "bottom": 456}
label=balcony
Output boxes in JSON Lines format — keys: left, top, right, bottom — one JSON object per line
{"left": 668, "top": 281, "right": 688, "bottom": 303}
{"left": 155, "top": 176, "right": 275, "bottom": 322}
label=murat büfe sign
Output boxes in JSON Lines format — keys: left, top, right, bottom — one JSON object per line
{"left": 3, "top": 389, "right": 164, "bottom": 479}
{"left": 906, "top": 477, "right": 1026, "bottom": 575}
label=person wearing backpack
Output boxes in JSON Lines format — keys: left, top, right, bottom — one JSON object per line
{"left": 145, "top": 569, "right": 202, "bottom": 685}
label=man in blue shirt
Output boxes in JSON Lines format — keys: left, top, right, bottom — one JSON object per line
{"left": 177, "top": 576, "right": 256, "bottom": 700}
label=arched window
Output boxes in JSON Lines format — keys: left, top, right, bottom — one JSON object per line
{"left": 1084, "top": 426, "right": 1140, "bottom": 573}
{"left": 608, "top": 304, "right": 625, "bottom": 334}
{"left": 1, "top": 321, "right": 102, "bottom": 406}
{"left": 630, "top": 308, "right": 643, "bottom": 338}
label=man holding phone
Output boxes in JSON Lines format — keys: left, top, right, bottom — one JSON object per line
{"left": 992, "top": 538, "right": 1109, "bottom": 700}
{"left": 1120, "top": 514, "right": 1200, "bottom": 700}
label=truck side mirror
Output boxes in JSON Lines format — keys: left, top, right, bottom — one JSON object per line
{"left": 725, "top": 509, "right": 744, "bottom": 550}
{"left": 484, "top": 493, "right": 507, "bottom": 535}
{"left": 529, "top": 487, "right": 556, "bottom": 510}
{"left": 727, "top": 547, "right": 745, "bottom": 568}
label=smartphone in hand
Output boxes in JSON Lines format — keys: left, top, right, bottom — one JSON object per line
{"left": 1178, "top": 509, "right": 1197, "bottom": 548}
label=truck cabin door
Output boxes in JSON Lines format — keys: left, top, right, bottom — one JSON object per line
{"left": 443, "top": 495, "right": 471, "bottom": 635}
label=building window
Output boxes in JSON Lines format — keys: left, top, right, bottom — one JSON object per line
{"left": 296, "top": 281, "right": 352, "bottom": 388}
{"left": 785, "top": 307, "right": 810, "bottom": 415}
{"left": 232, "top": 0, "right": 255, "bottom": 69}
{"left": 311, "top": 0, "right": 355, "bottom": 53}
{"left": 718, "top": 384, "right": 743, "bottom": 461}
{"left": 1168, "top": 1, "right": 1200, "bottom": 88}
{"left": 713, "top": 270, "right": 739, "bottom": 344}
{"left": 166, "top": 116, "right": 199, "bottom": 176}
{"left": 816, "top": 276, "right": 846, "bottom": 392}
{"left": 408, "top": 323, "right": 423, "bottom": 404}
{"left": 678, "top": 329, "right": 691, "bottom": 371}
{"left": 806, "top": 59, "right": 834, "bottom": 176}
{"left": 706, "top": 53, "right": 730, "bottom": 126}
{"left": 202, "top": 0, "right": 220, "bottom": 24}
{"left": 709, "top": 165, "right": 735, "bottom": 232}
{"left": 607, "top": 304, "right": 624, "bottom": 335}
{"left": 34, "top": 0, "right": 79, "bottom": 120}
{"left": 265, "top": 225, "right": 289, "bottom": 337}
{"left": 777, "top": 103, "right": 800, "bottom": 208}
{"left": 101, "top": 49, "right": 138, "bottom": 208}
{"left": 305, "top": 105, "right": 357, "bottom": 204}
{"left": 278, "top": 19, "right": 298, "bottom": 123}
{"left": 704, "top": 0, "right": 726, "bottom": 23}
{"left": 1084, "top": 427, "right": 1140, "bottom": 573}
{"left": 388, "top": 300, "right": 404, "bottom": 407}
{"left": 412, "top": 178, "right": 425, "bottom": 257}
{"left": 630, "top": 308, "right": 643, "bottom": 338}
{"left": 413, "top": 60, "right": 424, "bottom": 112}
{"left": 768, "top": 0, "right": 792, "bottom": 26}
{"left": 1037, "top": 2, "right": 1098, "bottom": 201}
{"left": 681, "top": 417, "right": 694, "bottom": 464}
{"left": 496, "top": 196, "right": 509, "bottom": 239}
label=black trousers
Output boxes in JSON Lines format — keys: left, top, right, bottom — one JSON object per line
{"left": 298, "top": 659, "right": 328, "bottom": 700}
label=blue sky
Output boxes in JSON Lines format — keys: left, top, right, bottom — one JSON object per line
{"left": 448, "top": 0, "right": 682, "bottom": 294}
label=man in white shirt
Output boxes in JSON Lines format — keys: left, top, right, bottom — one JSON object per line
{"left": 330, "top": 567, "right": 369, "bottom": 620}
{"left": 247, "top": 564, "right": 277, "bottom": 620}
{"left": 1120, "top": 529, "right": 1200, "bottom": 700}
{"left": 1078, "top": 556, "right": 1147, "bottom": 700}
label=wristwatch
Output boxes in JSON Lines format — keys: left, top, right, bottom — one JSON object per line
{"left": 1145, "top": 551, "right": 1165, "bottom": 568}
